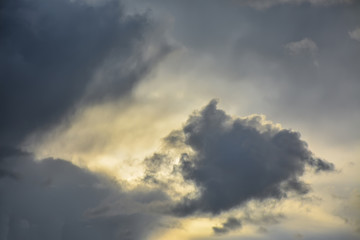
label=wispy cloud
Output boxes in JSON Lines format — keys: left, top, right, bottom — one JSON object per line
{"left": 285, "top": 38, "right": 318, "bottom": 56}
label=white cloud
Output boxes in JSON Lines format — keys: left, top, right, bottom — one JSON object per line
{"left": 285, "top": 38, "right": 318, "bottom": 56}
{"left": 349, "top": 27, "right": 360, "bottom": 42}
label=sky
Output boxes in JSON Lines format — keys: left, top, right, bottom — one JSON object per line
{"left": 0, "top": 0, "right": 359, "bottom": 239}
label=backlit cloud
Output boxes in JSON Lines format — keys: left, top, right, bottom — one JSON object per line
{"left": 142, "top": 100, "right": 334, "bottom": 216}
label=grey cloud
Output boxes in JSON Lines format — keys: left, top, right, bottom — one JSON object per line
{"left": 349, "top": 27, "right": 360, "bottom": 41}
{"left": 143, "top": 153, "right": 172, "bottom": 186}
{"left": 144, "top": 153, "right": 170, "bottom": 175}
{"left": 211, "top": 212, "right": 284, "bottom": 235}
{"left": 213, "top": 217, "right": 242, "bottom": 235}
{"left": 0, "top": 149, "right": 167, "bottom": 240}
{"left": 285, "top": 38, "right": 318, "bottom": 56}
{"left": 241, "top": 212, "right": 286, "bottom": 225}
{"left": 307, "top": 157, "right": 336, "bottom": 172}
{"left": 211, "top": 210, "right": 286, "bottom": 235}
{"left": 169, "top": 100, "right": 334, "bottom": 215}
{"left": 238, "top": 0, "right": 354, "bottom": 9}
{"left": 163, "top": 130, "right": 186, "bottom": 148}
{"left": 229, "top": 4, "right": 360, "bottom": 132}
{"left": 0, "top": 0, "right": 170, "bottom": 146}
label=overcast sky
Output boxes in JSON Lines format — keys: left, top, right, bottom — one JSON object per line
{"left": 1, "top": 0, "right": 359, "bottom": 240}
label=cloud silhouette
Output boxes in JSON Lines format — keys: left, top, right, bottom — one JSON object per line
{"left": 167, "top": 100, "right": 334, "bottom": 215}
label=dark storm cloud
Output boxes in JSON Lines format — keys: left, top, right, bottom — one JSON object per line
{"left": 0, "top": 149, "right": 167, "bottom": 240}
{"left": 0, "top": 1, "right": 173, "bottom": 237}
{"left": 0, "top": 0, "right": 170, "bottom": 146}
{"left": 169, "top": 100, "right": 334, "bottom": 215}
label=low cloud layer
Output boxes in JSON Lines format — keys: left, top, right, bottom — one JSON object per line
{"left": 165, "top": 100, "right": 334, "bottom": 215}
{"left": 0, "top": 148, "right": 167, "bottom": 240}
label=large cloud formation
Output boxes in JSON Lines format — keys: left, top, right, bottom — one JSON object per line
{"left": 167, "top": 100, "right": 334, "bottom": 215}
{"left": 0, "top": 148, "right": 167, "bottom": 240}
{"left": 0, "top": 0, "right": 172, "bottom": 239}
{"left": 0, "top": 0, "right": 170, "bottom": 146}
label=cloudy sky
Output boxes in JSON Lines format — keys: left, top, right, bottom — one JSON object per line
{"left": 1, "top": 0, "right": 359, "bottom": 239}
